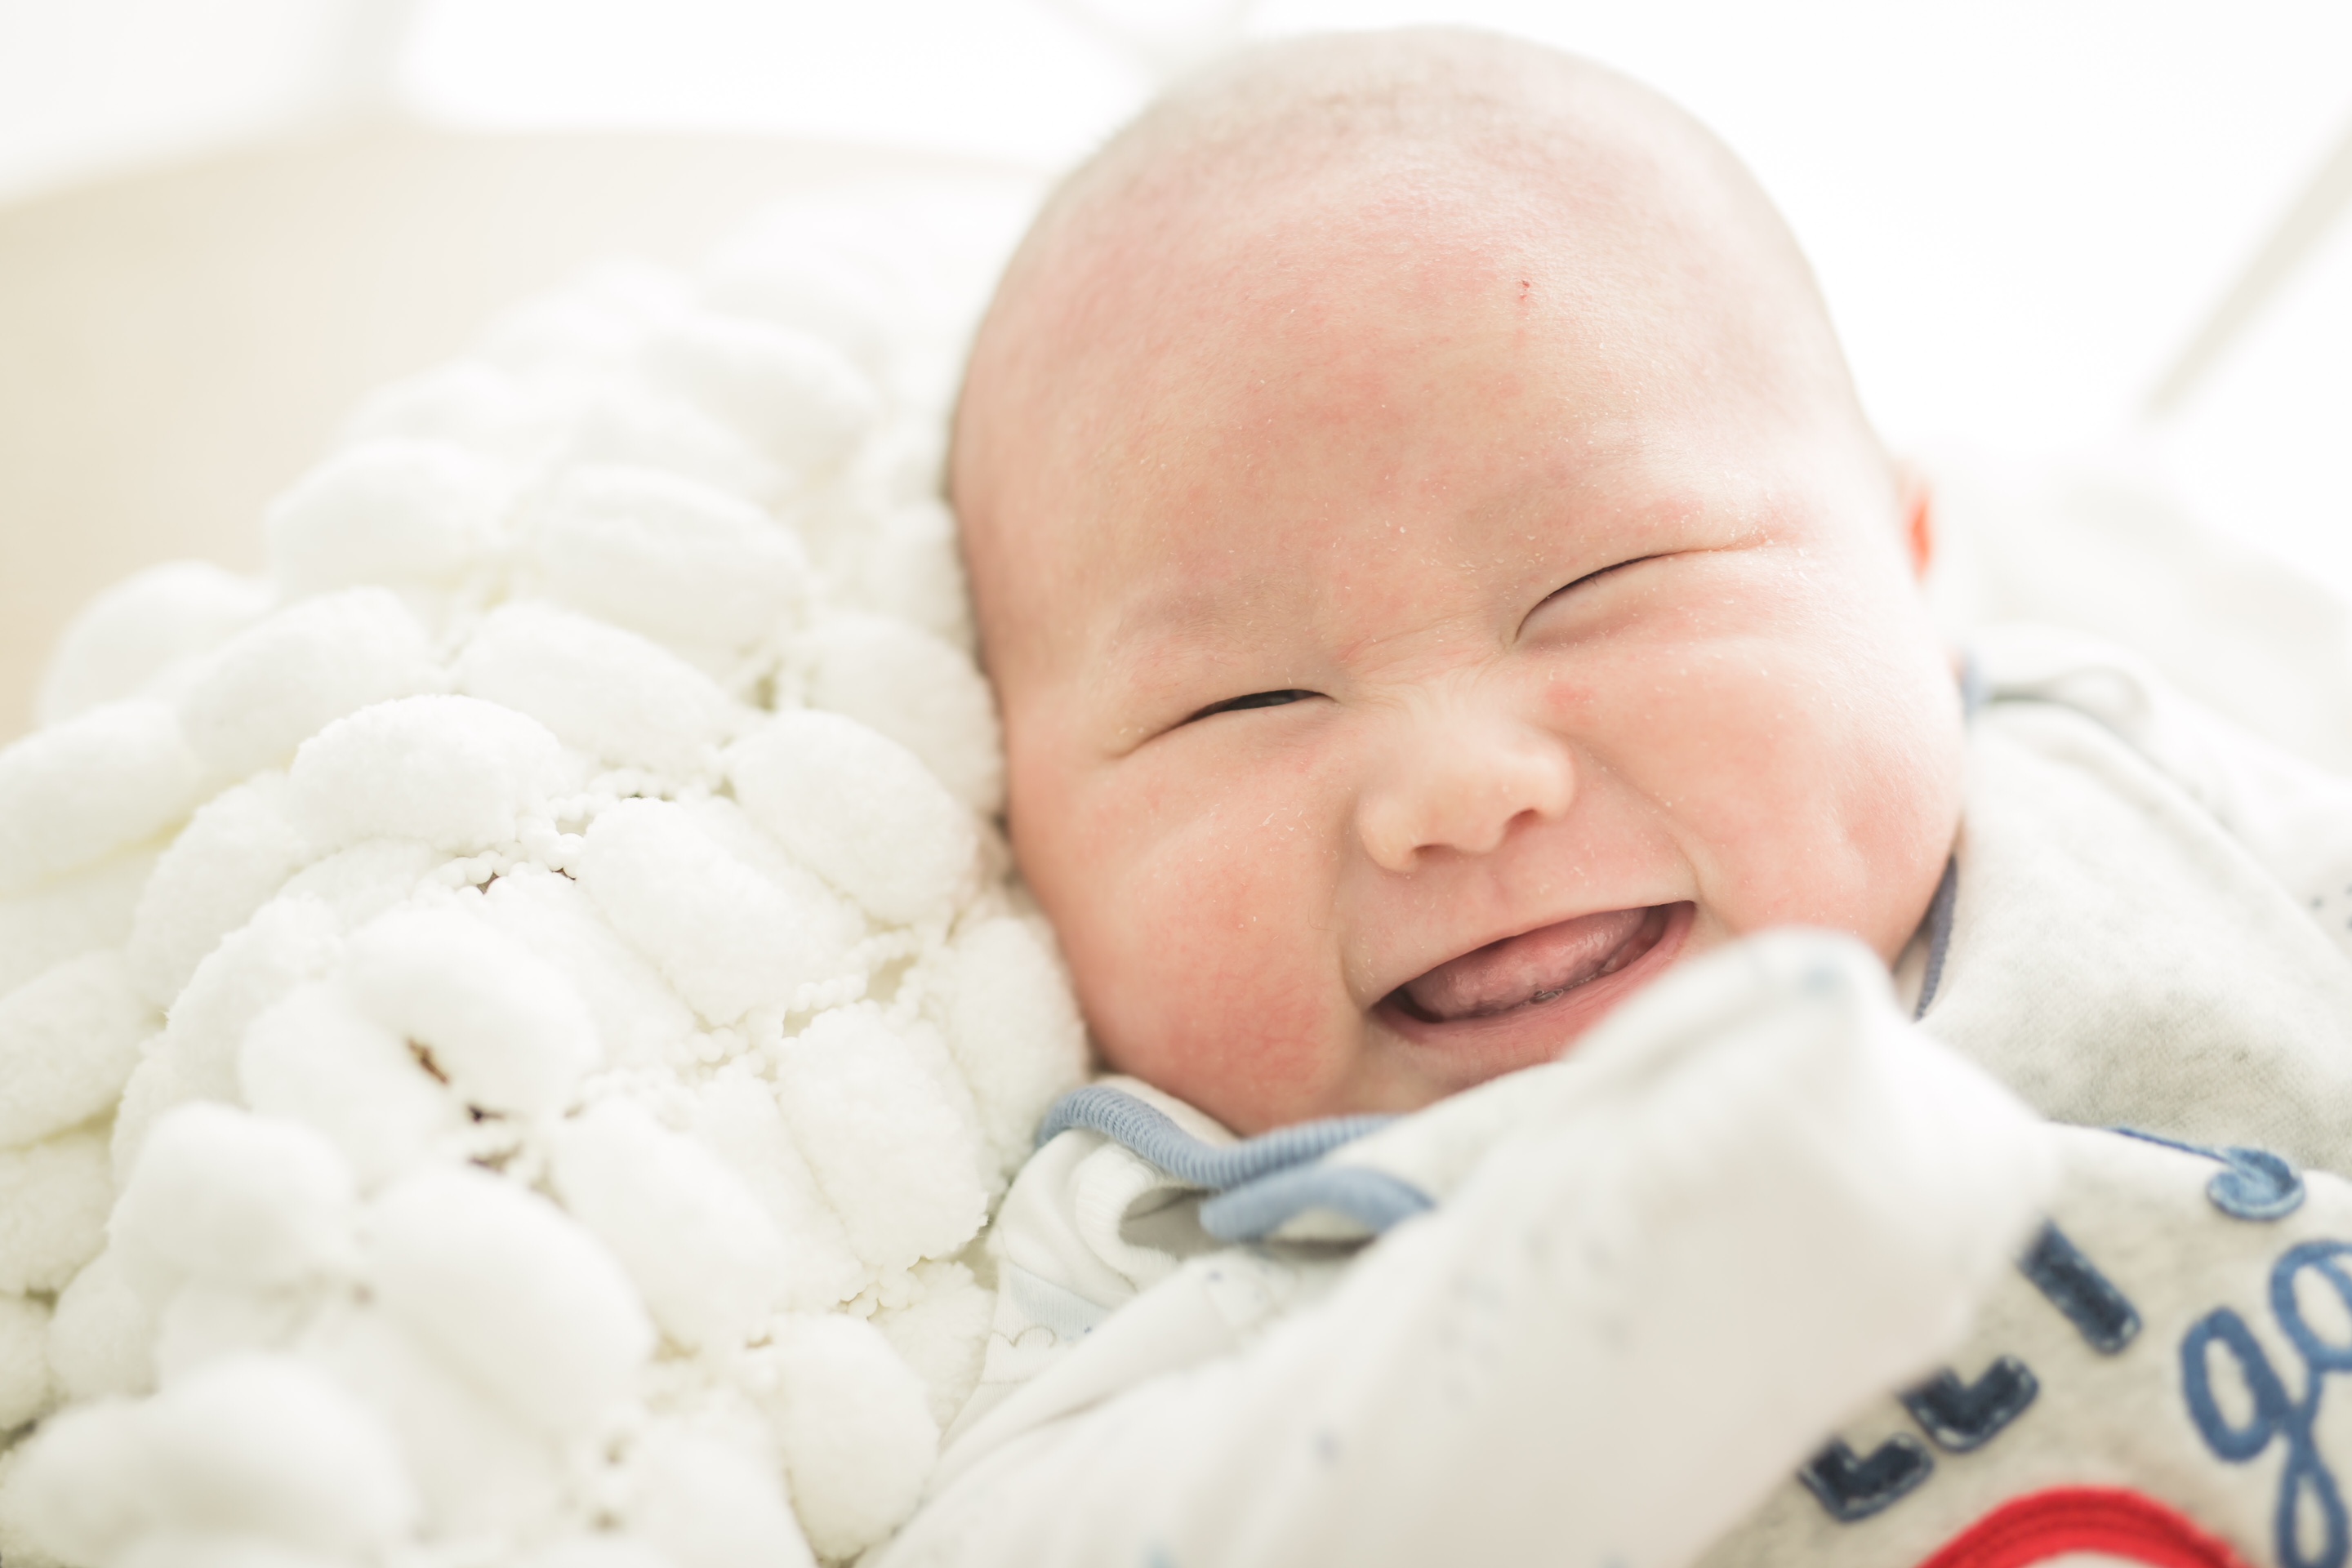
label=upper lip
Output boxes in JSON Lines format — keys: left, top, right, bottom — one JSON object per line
{"left": 1365, "top": 900, "right": 1667, "bottom": 1016}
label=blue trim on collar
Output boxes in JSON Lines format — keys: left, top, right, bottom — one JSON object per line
{"left": 1036, "top": 1084, "right": 1394, "bottom": 1185}
{"left": 1201, "top": 1165, "right": 1434, "bottom": 1242}
{"left": 1914, "top": 857, "right": 1961, "bottom": 1021}
{"left": 1036, "top": 1084, "right": 1430, "bottom": 1242}
{"left": 1958, "top": 649, "right": 1989, "bottom": 719}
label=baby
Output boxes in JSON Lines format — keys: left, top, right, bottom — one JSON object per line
{"left": 952, "top": 24, "right": 1960, "bottom": 1138}
{"left": 884, "top": 27, "right": 2352, "bottom": 1568}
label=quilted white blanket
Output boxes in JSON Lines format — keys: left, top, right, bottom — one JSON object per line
{"left": 0, "top": 203, "right": 1085, "bottom": 1568}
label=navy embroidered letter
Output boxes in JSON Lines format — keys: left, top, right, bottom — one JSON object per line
{"left": 1900, "top": 1357, "right": 2039, "bottom": 1453}
{"left": 2180, "top": 1239, "right": 2352, "bottom": 1568}
{"left": 1797, "top": 1436, "right": 1934, "bottom": 1523}
{"left": 2020, "top": 1222, "right": 2140, "bottom": 1353}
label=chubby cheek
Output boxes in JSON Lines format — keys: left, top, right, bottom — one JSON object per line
{"left": 1008, "top": 730, "right": 1357, "bottom": 1134}
{"left": 1565, "top": 558, "right": 1962, "bottom": 955}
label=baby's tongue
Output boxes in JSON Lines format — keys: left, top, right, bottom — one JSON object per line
{"left": 1402, "top": 907, "right": 1652, "bottom": 1022}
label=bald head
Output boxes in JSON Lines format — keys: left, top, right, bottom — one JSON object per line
{"left": 946, "top": 30, "right": 1959, "bottom": 1130}
{"left": 994, "top": 25, "right": 1830, "bottom": 316}
{"left": 955, "top": 29, "right": 1879, "bottom": 684}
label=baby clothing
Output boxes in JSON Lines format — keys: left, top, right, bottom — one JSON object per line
{"left": 1921, "top": 625, "right": 2352, "bottom": 1174}
{"left": 872, "top": 625, "right": 2352, "bottom": 1568}
{"left": 872, "top": 933, "right": 2051, "bottom": 1568}
{"left": 1708, "top": 1126, "right": 2352, "bottom": 1568}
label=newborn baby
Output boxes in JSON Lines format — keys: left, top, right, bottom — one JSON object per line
{"left": 953, "top": 24, "right": 1960, "bottom": 1136}
{"left": 886, "top": 26, "right": 2352, "bottom": 1568}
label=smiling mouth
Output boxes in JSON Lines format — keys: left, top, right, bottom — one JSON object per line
{"left": 1387, "top": 904, "right": 1674, "bottom": 1025}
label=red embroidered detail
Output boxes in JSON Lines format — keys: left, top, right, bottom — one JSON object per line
{"left": 1915, "top": 1487, "right": 2256, "bottom": 1568}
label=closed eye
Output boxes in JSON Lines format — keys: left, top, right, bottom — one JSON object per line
{"left": 1552, "top": 556, "right": 1650, "bottom": 597}
{"left": 1522, "top": 555, "right": 1659, "bottom": 631}
{"left": 1182, "top": 689, "right": 1319, "bottom": 725}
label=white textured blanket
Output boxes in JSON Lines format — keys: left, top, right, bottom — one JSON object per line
{"left": 0, "top": 208, "right": 1085, "bottom": 1568}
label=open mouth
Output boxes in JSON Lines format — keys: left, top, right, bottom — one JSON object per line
{"left": 1384, "top": 903, "right": 1680, "bottom": 1026}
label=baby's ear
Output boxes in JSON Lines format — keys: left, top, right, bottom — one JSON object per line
{"left": 1894, "top": 461, "right": 1936, "bottom": 582}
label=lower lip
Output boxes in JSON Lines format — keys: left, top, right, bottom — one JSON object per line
{"left": 1373, "top": 902, "right": 1695, "bottom": 1076}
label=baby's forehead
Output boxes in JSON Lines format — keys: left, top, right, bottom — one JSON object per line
{"left": 969, "top": 362, "right": 1753, "bottom": 706}
{"left": 956, "top": 34, "right": 1870, "bottom": 692}
{"left": 969, "top": 126, "right": 1821, "bottom": 490}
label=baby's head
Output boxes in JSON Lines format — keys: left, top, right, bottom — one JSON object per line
{"left": 954, "top": 29, "right": 1962, "bottom": 1134}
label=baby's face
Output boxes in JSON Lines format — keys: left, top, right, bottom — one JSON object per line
{"left": 959, "top": 174, "right": 1964, "bottom": 1134}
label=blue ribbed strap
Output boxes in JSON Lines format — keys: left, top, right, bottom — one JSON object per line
{"left": 1200, "top": 1165, "right": 1436, "bottom": 1242}
{"left": 1036, "top": 1084, "right": 1396, "bottom": 1190}
{"left": 1036, "top": 1085, "right": 1434, "bottom": 1239}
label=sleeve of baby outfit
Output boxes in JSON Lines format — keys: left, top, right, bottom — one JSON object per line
{"left": 871, "top": 933, "right": 2053, "bottom": 1568}
{"left": 1972, "top": 624, "right": 2352, "bottom": 959}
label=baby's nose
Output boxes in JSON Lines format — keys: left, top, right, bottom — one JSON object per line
{"left": 1354, "top": 711, "right": 1575, "bottom": 871}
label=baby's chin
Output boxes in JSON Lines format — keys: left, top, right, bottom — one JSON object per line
{"left": 1367, "top": 901, "right": 1698, "bottom": 1100}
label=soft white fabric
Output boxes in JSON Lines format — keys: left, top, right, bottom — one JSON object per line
{"left": 1927, "top": 624, "right": 2352, "bottom": 1174}
{"left": 876, "top": 933, "right": 2053, "bottom": 1568}
{"left": 0, "top": 220, "right": 1089, "bottom": 1568}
